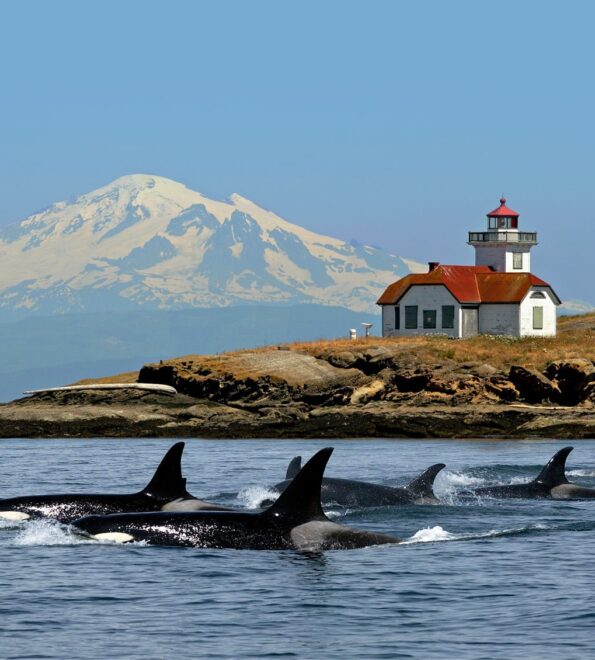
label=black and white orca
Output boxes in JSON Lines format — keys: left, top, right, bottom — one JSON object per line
{"left": 263, "top": 455, "right": 446, "bottom": 507}
{"left": 0, "top": 442, "right": 231, "bottom": 523}
{"left": 72, "top": 448, "right": 402, "bottom": 551}
{"left": 464, "top": 446, "right": 595, "bottom": 499}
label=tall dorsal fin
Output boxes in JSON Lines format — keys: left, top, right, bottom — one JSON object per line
{"left": 534, "top": 447, "right": 573, "bottom": 486}
{"left": 285, "top": 456, "right": 302, "bottom": 480}
{"left": 264, "top": 448, "right": 333, "bottom": 524}
{"left": 141, "top": 442, "right": 191, "bottom": 499}
{"left": 406, "top": 463, "right": 446, "bottom": 499}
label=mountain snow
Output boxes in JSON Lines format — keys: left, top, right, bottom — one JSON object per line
{"left": 0, "top": 174, "right": 417, "bottom": 316}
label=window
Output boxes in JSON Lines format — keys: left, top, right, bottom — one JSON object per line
{"left": 533, "top": 306, "right": 544, "bottom": 330}
{"left": 513, "top": 252, "right": 523, "bottom": 269}
{"left": 442, "top": 305, "right": 455, "bottom": 328}
{"left": 488, "top": 218, "right": 497, "bottom": 229}
{"left": 394, "top": 306, "right": 400, "bottom": 330}
{"left": 423, "top": 310, "right": 437, "bottom": 329}
{"left": 530, "top": 291, "right": 545, "bottom": 299}
{"left": 405, "top": 306, "right": 418, "bottom": 329}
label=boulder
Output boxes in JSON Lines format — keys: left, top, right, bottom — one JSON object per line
{"left": 545, "top": 359, "right": 595, "bottom": 405}
{"left": 327, "top": 350, "right": 360, "bottom": 369}
{"left": 508, "top": 366, "right": 560, "bottom": 404}
{"left": 393, "top": 369, "right": 431, "bottom": 393}
{"left": 485, "top": 376, "right": 519, "bottom": 402}
{"left": 472, "top": 363, "right": 499, "bottom": 378}
{"left": 350, "top": 380, "right": 386, "bottom": 405}
{"left": 363, "top": 346, "right": 394, "bottom": 363}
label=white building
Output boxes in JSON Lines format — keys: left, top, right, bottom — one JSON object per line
{"left": 377, "top": 198, "right": 561, "bottom": 338}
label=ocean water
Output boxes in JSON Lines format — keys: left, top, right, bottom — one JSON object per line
{"left": 1, "top": 438, "right": 595, "bottom": 659}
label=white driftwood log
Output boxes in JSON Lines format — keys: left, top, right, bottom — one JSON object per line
{"left": 24, "top": 383, "right": 177, "bottom": 396}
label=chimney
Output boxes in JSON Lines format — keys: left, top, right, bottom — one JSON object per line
{"left": 428, "top": 262, "right": 440, "bottom": 272}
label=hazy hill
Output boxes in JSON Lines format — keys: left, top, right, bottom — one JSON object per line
{"left": 0, "top": 304, "right": 378, "bottom": 402}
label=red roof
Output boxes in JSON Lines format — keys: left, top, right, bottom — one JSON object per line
{"left": 377, "top": 265, "right": 560, "bottom": 305}
{"left": 487, "top": 196, "right": 519, "bottom": 217}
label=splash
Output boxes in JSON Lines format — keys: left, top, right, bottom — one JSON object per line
{"left": 0, "top": 518, "right": 27, "bottom": 530}
{"left": 435, "top": 470, "right": 488, "bottom": 503}
{"left": 236, "top": 486, "right": 280, "bottom": 509}
{"left": 13, "top": 520, "right": 94, "bottom": 546}
{"left": 440, "top": 471, "right": 487, "bottom": 488}
{"left": 436, "top": 470, "right": 537, "bottom": 503}
{"left": 405, "top": 526, "right": 456, "bottom": 543}
{"left": 403, "top": 522, "right": 551, "bottom": 545}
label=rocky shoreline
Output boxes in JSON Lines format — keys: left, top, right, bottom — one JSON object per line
{"left": 1, "top": 341, "right": 593, "bottom": 439}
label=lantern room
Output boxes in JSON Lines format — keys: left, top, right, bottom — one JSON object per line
{"left": 468, "top": 196, "right": 538, "bottom": 273}
{"left": 486, "top": 197, "right": 519, "bottom": 229}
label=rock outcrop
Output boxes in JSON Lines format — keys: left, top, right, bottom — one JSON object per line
{"left": 2, "top": 342, "right": 593, "bottom": 439}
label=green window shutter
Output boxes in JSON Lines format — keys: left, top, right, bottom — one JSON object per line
{"left": 442, "top": 305, "right": 455, "bottom": 329}
{"left": 405, "top": 306, "right": 418, "bottom": 329}
{"left": 533, "top": 306, "right": 543, "bottom": 330}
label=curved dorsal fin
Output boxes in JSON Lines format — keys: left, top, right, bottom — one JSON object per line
{"left": 141, "top": 442, "right": 191, "bottom": 499}
{"left": 264, "top": 448, "right": 333, "bottom": 524}
{"left": 534, "top": 447, "right": 573, "bottom": 486}
{"left": 406, "top": 463, "right": 446, "bottom": 498}
{"left": 285, "top": 456, "right": 302, "bottom": 480}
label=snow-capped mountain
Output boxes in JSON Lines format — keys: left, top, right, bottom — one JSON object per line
{"left": 0, "top": 174, "right": 418, "bottom": 316}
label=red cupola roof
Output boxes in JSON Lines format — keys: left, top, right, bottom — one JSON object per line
{"left": 487, "top": 196, "right": 519, "bottom": 217}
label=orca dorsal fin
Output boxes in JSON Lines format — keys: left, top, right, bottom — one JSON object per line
{"left": 406, "top": 463, "right": 446, "bottom": 499}
{"left": 141, "top": 442, "right": 191, "bottom": 499}
{"left": 264, "top": 448, "right": 333, "bottom": 524}
{"left": 285, "top": 456, "right": 302, "bottom": 480}
{"left": 534, "top": 447, "right": 573, "bottom": 486}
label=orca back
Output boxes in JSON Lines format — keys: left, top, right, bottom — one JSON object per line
{"left": 534, "top": 447, "right": 573, "bottom": 487}
{"left": 141, "top": 442, "right": 191, "bottom": 500}
{"left": 285, "top": 456, "right": 302, "bottom": 480}
{"left": 405, "top": 463, "right": 446, "bottom": 500}
{"left": 264, "top": 448, "right": 332, "bottom": 525}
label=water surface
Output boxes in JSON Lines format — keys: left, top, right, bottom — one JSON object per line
{"left": 1, "top": 438, "right": 595, "bottom": 659}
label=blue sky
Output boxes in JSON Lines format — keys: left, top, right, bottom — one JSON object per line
{"left": 0, "top": 0, "right": 593, "bottom": 302}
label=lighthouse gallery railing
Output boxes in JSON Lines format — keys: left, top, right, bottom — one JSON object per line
{"left": 468, "top": 231, "right": 537, "bottom": 244}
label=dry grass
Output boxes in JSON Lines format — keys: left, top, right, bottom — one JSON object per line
{"left": 289, "top": 313, "right": 595, "bottom": 371}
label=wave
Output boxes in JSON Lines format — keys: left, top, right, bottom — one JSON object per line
{"left": 567, "top": 469, "right": 595, "bottom": 478}
{"left": 402, "top": 523, "right": 550, "bottom": 545}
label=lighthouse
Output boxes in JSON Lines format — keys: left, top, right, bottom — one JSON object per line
{"left": 468, "top": 197, "right": 537, "bottom": 273}
{"left": 377, "top": 197, "right": 560, "bottom": 338}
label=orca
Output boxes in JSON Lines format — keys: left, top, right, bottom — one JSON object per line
{"left": 71, "top": 448, "right": 402, "bottom": 551}
{"left": 0, "top": 442, "right": 231, "bottom": 523}
{"left": 262, "top": 455, "right": 446, "bottom": 507}
{"left": 463, "top": 447, "right": 595, "bottom": 499}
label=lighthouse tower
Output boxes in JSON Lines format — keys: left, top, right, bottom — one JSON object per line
{"left": 468, "top": 197, "right": 537, "bottom": 272}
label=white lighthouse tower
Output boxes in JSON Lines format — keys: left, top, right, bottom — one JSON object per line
{"left": 468, "top": 197, "right": 537, "bottom": 272}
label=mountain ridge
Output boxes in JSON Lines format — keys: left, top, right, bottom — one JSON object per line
{"left": 0, "top": 174, "right": 419, "bottom": 317}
